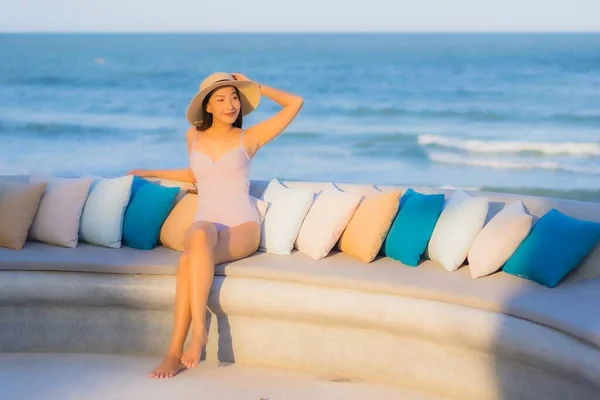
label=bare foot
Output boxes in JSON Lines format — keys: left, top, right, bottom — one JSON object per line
{"left": 181, "top": 330, "right": 208, "bottom": 369}
{"left": 148, "top": 353, "right": 186, "bottom": 379}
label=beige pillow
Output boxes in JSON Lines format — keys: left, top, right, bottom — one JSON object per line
{"left": 160, "top": 193, "right": 198, "bottom": 251}
{"left": 160, "top": 194, "right": 269, "bottom": 252}
{"left": 0, "top": 180, "right": 48, "bottom": 250}
{"left": 27, "top": 175, "right": 93, "bottom": 248}
{"left": 338, "top": 187, "right": 401, "bottom": 263}
{"left": 468, "top": 200, "right": 533, "bottom": 278}
{"left": 295, "top": 183, "right": 362, "bottom": 260}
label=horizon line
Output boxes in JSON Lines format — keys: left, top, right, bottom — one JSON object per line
{"left": 1, "top": 30, "right": 600, "bottom": 34}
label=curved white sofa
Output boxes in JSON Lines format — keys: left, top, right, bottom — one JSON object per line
{"left": 1, "top": 175, "right": 599, "bottom": 399}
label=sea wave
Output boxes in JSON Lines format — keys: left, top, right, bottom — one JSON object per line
{"left": 2, "top": 76, "right": 121, "bottom": 88}
{"left": 341, "top": 106, "right": 509, "bottom": 121}
{"left": 480, "top": 186, "right": 600, "bottom": 203}
{"left": 335, "top": 107, "right": 600, "bottom": 124}
{"left": 0, "top": 121, "right": 115, "bottom": 136}
{"left": 419, "top": 134, "right": 600, "bottom": 156}
{"left": 0, "top": 109, "right": 182, "bottom": 132}
{"left": 429, "top": 152, "right": 600, "bottom": 175}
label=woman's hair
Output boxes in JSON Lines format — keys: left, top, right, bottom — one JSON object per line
{"left": 195, "top": 86, "right": 243, "bottom": 132}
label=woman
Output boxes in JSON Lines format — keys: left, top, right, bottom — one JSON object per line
{"left": 128, "top": 72, "right": 303, "bottom": 379}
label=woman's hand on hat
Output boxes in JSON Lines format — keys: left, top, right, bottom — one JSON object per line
{"left": 231, "top": 72, "right": 251, "bottom": 82}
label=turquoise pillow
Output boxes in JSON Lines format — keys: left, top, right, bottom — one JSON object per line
{"left": 123, "top": 182, "right": 180, "bottom": 250}
{"left": 384, "top": 189, "right": 445, "bottom": 266}
{"left": 503, "top": 209, "right": 600, "bottom": 288}
{"left": 129, "top": 176, "right": 150, "bottom": 203}
{"left": 79, "top": 175, "right": 133, "bottom": 248}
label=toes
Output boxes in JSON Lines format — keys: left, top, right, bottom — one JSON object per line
{"left": 182, "top": 356, "right": 190, "bottom": 368}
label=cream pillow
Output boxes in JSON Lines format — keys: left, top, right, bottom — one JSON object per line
{"left": 338, "top": 187, "right": 401, "bottom": 263}
{"left": 427, "top": 190, "right": 489, "bottom": 272}
{"left": 468, "top": 201, "right": 533, "bottom": 278}
{"left": 160, "top": 193, "right": 269, "bottom": 252}
{"left": 295, "top": 183, "right": 362, "bottom": 260}
{"left": 28, "top": 175, "right": 93, "bottom": 248}
{"left": 0, "top": 180, "right": 48, "bottom": 250}
{"left": 259, "top": 179, "right": 315, "bottom": 255}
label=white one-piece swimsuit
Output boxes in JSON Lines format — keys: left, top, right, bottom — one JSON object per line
{"left": 189, "top": 129, "right": 260, "bottom": 232}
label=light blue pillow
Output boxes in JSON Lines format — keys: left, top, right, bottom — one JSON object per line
{"left": 503, "top": 209, "right": 600, "bottom": 288}
{"left": 123, "top": 182, "right": 180, "bottom": 250}
{"left": 384, "top": 189, "right": 445, "bottom": 266}
{"left": 79, "top": 175, "right": 133, "bottom": 248}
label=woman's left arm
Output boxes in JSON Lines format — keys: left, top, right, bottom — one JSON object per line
{"left": 232, "top": 73, "right": 304, "bottom": 155}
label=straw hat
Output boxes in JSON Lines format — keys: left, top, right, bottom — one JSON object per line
{"left": 186, "top": 72, "right": 261, "bottom": 125}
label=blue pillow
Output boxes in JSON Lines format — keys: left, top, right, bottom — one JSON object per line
{"left": 79, "top": 175, "right": 133, "bottom": 248}
{"left": 123, "top": 182, "right": 180, "bottom": 250}
{"left": 503, "top": 209, "right": 600, "bottom": 288}
{"left": 384, "top": 189, "right": 445, "bottom": 266}
{"left": 129, "top": 176, "right": 150, "bottom": 203}
{"left": 381, "top": 188, "right": 418, "bottom": 251}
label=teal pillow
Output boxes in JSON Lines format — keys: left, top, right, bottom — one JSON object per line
{"left": 503, "top": 209, "right": 600, "bottom": 288}
{"left": 384, "top": 189, "right": 445, "bottom": 266}
{"left": 129, "top": 176, "right": 150, "bottom": 203}
{"left": 79, "top": 175, "right": 133, "bottom": 248}
{"left": 123, "top": 182, "right": 180, "bottom": 250}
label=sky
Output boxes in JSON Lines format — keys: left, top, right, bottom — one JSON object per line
{"left": 0, "top": 0, "right": 598, "bottom": 32}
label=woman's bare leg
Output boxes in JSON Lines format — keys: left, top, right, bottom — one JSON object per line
{"left": 148, "top": 253, "right": 192, "bottom": 379}
{"left": 181, "top": 221, "right": 260, "bottom": 368}
{"left": 181, "top": 222, "right": 219, "bottom": 368}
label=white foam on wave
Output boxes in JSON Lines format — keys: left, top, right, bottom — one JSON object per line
{"left": 419, "top": 134, "right": 600, "bottom": 156}
{"left": 429, "top": 152, "right": 600, "bottom": 175}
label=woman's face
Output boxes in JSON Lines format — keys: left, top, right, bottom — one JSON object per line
{"left": 206, "top": 86, "right": 241, "bottom": 125}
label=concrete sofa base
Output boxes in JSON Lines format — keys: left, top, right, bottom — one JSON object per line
{"left": 2, "top": 268, "right": 599, "bottom": 400}
{"left": 2, "top": 176, "right": 600, "bottom": 399}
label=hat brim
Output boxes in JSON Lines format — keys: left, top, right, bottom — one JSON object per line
{"left": 186, "top": 80, "right": 261, "bottom": 125}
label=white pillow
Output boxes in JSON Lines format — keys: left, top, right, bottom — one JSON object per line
{"left": 28, "top": 175, "right": 93, "bottom": 248}
{"left": 468, "top": 201, "right": 533, "bottom": 278}
{"left": 427, "top": 190, "right": 489, "bottom": 271}
{"left": 295, "top": 183, "right": 362, "bottom": 260}
{"left": 79, "top": 175, "right": 133, "bottom": 248}
{"left": 250, "top": 196, "right": 269, "bottom": 225}
{"left": 259, "top": 179, "right": 315, "bottom": 255}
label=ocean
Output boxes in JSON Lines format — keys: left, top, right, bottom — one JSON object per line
{"left": 1, "top": 33, "right": 599, "bottom": 201}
